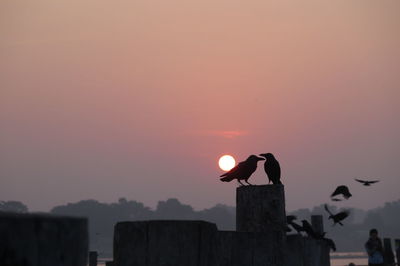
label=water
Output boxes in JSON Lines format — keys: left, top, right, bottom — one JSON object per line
{"left": 330, "top": 252, "right": 368, "bottom": 266}
{"left": 96, "top": 258, "right": 369, "bottom": 266}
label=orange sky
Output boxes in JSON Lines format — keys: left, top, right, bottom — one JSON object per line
{"left": 1, "top": 0, "right": 399, "bottom": 211}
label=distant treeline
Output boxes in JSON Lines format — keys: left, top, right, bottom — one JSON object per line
{"left": 1, "top": 198, "right": 399, "bottom": 256}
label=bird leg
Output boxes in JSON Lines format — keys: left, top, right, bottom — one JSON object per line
{"left": 245, "top": 179, "right": 253, "bottom": 185}
{"left": 238, "top": 180, "right": 245, "bottom": 186}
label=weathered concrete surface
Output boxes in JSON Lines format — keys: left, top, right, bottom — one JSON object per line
{"left": 383, "top": 238, "right": 395, "bottom": 265}
{"left": 114, "top": 220, "right": 218, "bottom": 266}
{"left": 89, "top": 251, "right": 98, "bottom": 266}
{"left": 236, "top": 185, "right": 286, "bottom": 233}
{"left": 0, "top": 212, "right": 88, "bottom": 266}
{"left": 395, "top": 239, "right": 400, "bottom": 265}
{"left": 285, "top": 234, "right": 305, "bottom": 266}
{"left": 285, "top": 234, "right": 330, "bottom": 266}
{"left": 218, "top": 231, "right": 282, "bottom": 266}
{"left": 311, "top": 215, "right": 324, "bottom": 235}
{"left": 236, "top": 185, "right": 286, "bottom": 266}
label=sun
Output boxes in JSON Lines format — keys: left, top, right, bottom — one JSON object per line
{"left": 218, "top": 155, "right": 236, "bottom": 171}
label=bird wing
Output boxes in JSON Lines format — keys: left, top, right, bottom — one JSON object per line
{"left": 219, "top": 161, "right": 245, "bottom": 177}
{"left": 355, "top": 178, "right": 366, "bottom": 183}
{"left": 324, "top": 204, "right": 333, "bottom": 216}
{"left": 336, "top": 211, "right": 350, "bottom": 221}
{"left": 330, "top": 187, "right": 341, "bottom": 197}
{"left": 367, "top": 180, "right": 379, "bottom": 184}
{"left": 289, "top": 221, "right": 304, "bottom": 232}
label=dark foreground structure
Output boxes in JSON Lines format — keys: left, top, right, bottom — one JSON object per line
{"left": 114, "top": 185, "right": 331, "bottom": 266}
{"left": 0, "top": 212, "right": 88, "bottom": 266}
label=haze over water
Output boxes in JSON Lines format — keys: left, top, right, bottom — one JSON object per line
{"left": 1, "top": 0, "right": 399, "bottom": 212}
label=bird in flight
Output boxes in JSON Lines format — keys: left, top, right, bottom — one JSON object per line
{"left": 355, "top": 179, "right": 380, "bottom": 186}
{"left": 331, "top": 185, "right": 352, "bottom": 200}
{"left": 324, "top": 204, "right": 350, "bottom": 226}
{"left": 220, "top": 155, "right": 264, "bottom": 186}
{"left": 259, "top": 153, "right": 282, "bottom": 185}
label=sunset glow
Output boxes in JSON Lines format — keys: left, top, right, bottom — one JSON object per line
{"left": 218, "top": 155, "right": 236, "bottom": 171}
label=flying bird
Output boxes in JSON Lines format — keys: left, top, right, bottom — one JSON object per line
{"left": 355, "top": 179, "right": 380, "bottom": 186}
{"left": 331, "top": 185, "right": 352, "bottom": 200}
{"left": 220, "top": 155, "right": 264, "bottom": 186}
{"left": 259, "top": 153, "right": 282, "bottom": 185}
{"left": 324, "top": 204, "right": 350, "bottom": 226}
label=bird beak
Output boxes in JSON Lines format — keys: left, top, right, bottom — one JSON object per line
{"left": 258, "top": 154, "right": 266, "bottom": 159}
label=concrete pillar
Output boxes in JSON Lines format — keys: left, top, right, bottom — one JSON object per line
{"left": 114, "top": 220, "right": 218, "bottom": 266}
{"left": 285, "top": 235, "right": 305, "bottom": 266}
{"left": 218, "top": 230, "right": 282, "bottom": 266}
{"left": 311, "top": 215, "right": 324, "bottom": 235}
{"left": 395, "top": 239, "right": 400, "bottom": 265}
{"left": 0, "top": 212, "right": 88, "bottom": 266}
{"left": 236, "top": 184, "right": 286, "bottom": 233}
{"left": 89, "top": 251, "right": 97, "bottom": 266}
{"left": 236, "top": 185, "right": 286, "bottom": 266}
{"left": 105, "top": 261, "right": 115, "bottom": 266}
{"left": 383, "top": 238, "right": 395, "bottom": 265}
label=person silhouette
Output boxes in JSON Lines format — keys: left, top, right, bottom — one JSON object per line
{"left": 365, "top": 229, "right": 384, "bottom": 266}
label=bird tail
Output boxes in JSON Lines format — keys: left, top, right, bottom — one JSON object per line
{"left": 220, "top": 176, "right": 234, "bottom": 182}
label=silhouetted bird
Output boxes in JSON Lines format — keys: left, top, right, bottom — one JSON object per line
{"left": 259, "top": 153, "right": 281, "bottom": 185}
{"left": 220, "top": 155, "right": 264, "bottom": 186}
{"left": 323, "top": 238, "right": 337, "bottom": 251}
{"left": 331, "top": 185, "right": 352, "bottom": 200}
{"left": 287, "top": 218, "right": 304, "bottom": 234}
{"left": 355, "top": 179, "right": 380, "bottom": 186}
{"left": 301, "top": 220, "right": 318, "bottom": 238}
{"left": 286, "top": 215, "right": 297, "bottom": 224}
{"left": 324, "top": 204, "right": 350, "bottom": 226}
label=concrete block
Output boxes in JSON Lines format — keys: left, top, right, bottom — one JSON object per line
{"left": 0, "top": 212, "right": 88, "bottom": 266}
{"left": 114, "top": 220, "right": 218, "bottom": 266}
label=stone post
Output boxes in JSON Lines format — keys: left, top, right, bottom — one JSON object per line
{"left": 236, "top": 184, "right": 286, "bottom": 233}
{"left": 89, "top": 251, "right": 98, "bottom": 266}
{"left": 114, "top": 220, "right": 218, "bottom": 266}
{"left": 383, "top": 238, "right": 395, "bottom": 265}
{"left": 0, "top": 212, "right": 88, "bottom": 266}
{"left": 311, "top": 215, "right": 324, "bottom": 235}
{"left": 395, "top": 239, "right": 400, "bottom": 266}
{"left": 236, "top": 184, "right": 286, "bottom": 266}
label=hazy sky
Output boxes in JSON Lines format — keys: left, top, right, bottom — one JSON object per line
{"left": 1, "top": 0, "right": 399, "bottom": 212}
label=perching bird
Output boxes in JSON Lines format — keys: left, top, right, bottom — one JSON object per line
{"left": 324, "top": 204, "right": 350, "bottom": 226}
{"left": 288, "top": 220, "right": 304, "bottom": 234}
{"left": 286, "top": 215, "right": 297, "bottom": 224}
{"left": 323, "top": 238, "right": 337, "bottom": 252}
{"left": 355, "top": 179, "right": 380, "bottom": 186}
{"left": 331, "top": 185, "right": 352, "bottom": 200}
{"left": 301, "top": 220, "right": 318, "bottom": 238}
{"left": 285, "top": 215, "right": 297, "bottom": 232}
{"left": 220, "top": 155, "right": 264, "bottom": 186}
{"left": 259, "top": 153, "right": 281, "bottom": 185}
{"left": 301, "top": 220, "right": 326, "bottom": 239}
